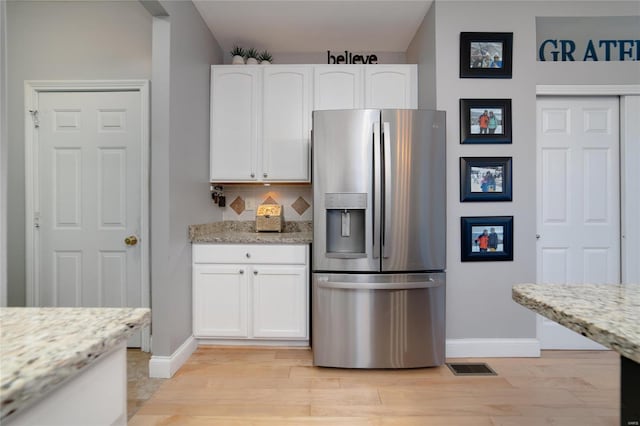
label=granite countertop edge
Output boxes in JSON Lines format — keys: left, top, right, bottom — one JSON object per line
{"left": 512, "top": 284, "right": 640, "bottom": 363}
{"left": 0, "top": 307, "right": 151, "bottom": 421}
{"left": 189, "top": 220, "right": 313, "bottom": 244}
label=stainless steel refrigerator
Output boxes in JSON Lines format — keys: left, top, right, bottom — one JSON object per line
{"left": 312, "top": 109, "right": 446, "bottom": 369}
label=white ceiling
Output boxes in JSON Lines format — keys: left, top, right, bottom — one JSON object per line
{"left": 193, "top": 1, "right": 433, "bottom": 55}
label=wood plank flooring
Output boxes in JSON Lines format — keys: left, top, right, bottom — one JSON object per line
{"left": 129, "top": 348, "right": 619, "bottom": 426}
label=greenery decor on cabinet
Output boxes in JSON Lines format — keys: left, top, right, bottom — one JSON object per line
{"left": 245, "top": 48, "right": 260, "bottom": 65}
{"left": 230, "top": 45, "right": 245, "bottom": 64}
{"left": 259, "top": 50, "right": 273, "bottom": 65}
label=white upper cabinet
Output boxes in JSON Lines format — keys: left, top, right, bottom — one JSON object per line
{"left": 313, "top": 66, "right": 363, "bottom": 110}
{"left": 365, "top": 65, "right": 417, "bottom": 109}
{"left": 262, "top": 67, "right": 312, "bottom": 181}
{"left": 210, "top": 67, "right": 260, "bottom": 181}
{"left": 210, "top": 64, "right": 417, "bottom": 182}
{"left": 210, "top": 65, "right": 311, "bottom": 183}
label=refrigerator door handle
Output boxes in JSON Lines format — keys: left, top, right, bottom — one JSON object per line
{"left": 382, "top": 121, "right": 392, "bottom": 259}
{"left": 372, "top": 121, "right": 381, "bottom": 259}
{"left": 317, "top": 278, "right": 439, "bottom": 291}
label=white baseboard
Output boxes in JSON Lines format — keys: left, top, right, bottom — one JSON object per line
{"left": 197, "top": 338, "right": 309, "bottom": 347}
{"left": 446, "top": 338, "right": 540, "bottom": 358}
{"left": 148, "top": 335, "right": 197, "bottom": 378}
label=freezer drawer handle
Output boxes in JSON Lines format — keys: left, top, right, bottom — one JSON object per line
{"left": 317, "top": 278, "right": 439, "bottom": 291}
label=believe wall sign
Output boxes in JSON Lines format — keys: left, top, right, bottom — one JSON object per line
{"left": 536, "top": 16, "right": 640, "bottom": 62}
{"left": 327, "top": 50, "right": 378, "bottom": 64}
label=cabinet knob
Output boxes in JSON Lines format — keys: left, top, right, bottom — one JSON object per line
{"left": 239, "top": 269, "right": 244, "bottom": 274}
{"left": 250, "top": 173, "right": 255, "bottom": 178}
{"left": 263, "top": 173, "right": 268, "bottom": 178}
{"left": 253, "top": 270, "right": 258, "bottom": 275}
{"left": 246, "top": 253, "right": 251, "bottom": 258}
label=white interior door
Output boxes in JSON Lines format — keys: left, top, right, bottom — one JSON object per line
{"left": 34, "top": 90, "right": 146, "bottom": 347}
{"left": 536, "top": 96, "right": 619, "bottom": 349}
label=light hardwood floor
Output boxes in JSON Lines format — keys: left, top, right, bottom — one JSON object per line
{"left": 129, "top": 347, "right": 619, "bottom": 426}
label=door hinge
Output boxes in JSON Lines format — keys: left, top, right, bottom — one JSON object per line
{"left": 28, "top": 109, "right": 40, "bottom": 128}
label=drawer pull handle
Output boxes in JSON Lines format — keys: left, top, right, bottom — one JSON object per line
{"left": 239, "top": 270, "right": 244, "bottom": 274}
{"left": 246, "top": 253, "right": 251, "bottom": 258}
{"left": 253, "top": 270, "right": 258, "bottom": 275}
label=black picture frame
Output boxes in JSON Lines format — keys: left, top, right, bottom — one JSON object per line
{"left": 460, "top": 98, "right": 512, "bottom": 144}
{"left": 460, "top": 157, "right": 512, "bottom": 202}
{"left": 460, "top": 32, "right": 513, "bottom": 78}
{"left": 461, "top": 216, "right": 514, "bottom": 262}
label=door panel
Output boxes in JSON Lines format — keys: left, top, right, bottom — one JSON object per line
{"left": 193, "top": 265, "right": 248, "bottom": 338}
{"left": 252, "top": 265, "right": 307, "bottom": 339}
{"left": 312, "top": 109, "right": 379, "bottom": 272}
{"left": 381, "top": 110, "right": 446, "bottom": 272}
{"left": 210, "top": 67, "right": 259, "bottom": 181}
{"left": 37, "top": 91, "right": 144, "bottom": 346}
{"left": 312, "top": 272, "right": 445, "bottom": 368}
{"left": 313, "top": 66, "right": 363, "bottom": 110}
{"left": 365, "top": 66, "right": 417, "bottom": 109}
{"left": 537, "top": 96, "right": 619, "bottom": 349}
{"left": 262, "top": 67, "right": 311, "bottom": 181}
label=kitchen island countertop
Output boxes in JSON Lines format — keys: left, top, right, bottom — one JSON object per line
{"left": 512, "top": 284, "right": 640, "bottom": 362}
{"left": 0, "top": 307, "right": 150, "bottom": 421}
{"left": 189, "top": 220, "right": 312, "bottom": 244}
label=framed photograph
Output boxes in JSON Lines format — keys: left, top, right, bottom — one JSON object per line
{"left": 460, "top": 98, "right": 512, "bottom": 144}
{"left": 460, "top": 157, "right": 512, "bottom": 202}
{"left": 460, "top": 32, "right": 513, "bottom": 78}
{"left": 461, "top": 216, "right": 514, "bottom": 262}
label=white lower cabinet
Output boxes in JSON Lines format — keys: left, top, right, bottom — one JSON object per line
{"left": 252, "top": 265, "right": 308, "bottom": 338}
{"left": 193, "top": 244, "right": 309, "bottom": 343}
{"left": 193, "top": 264, "right": 249, "bottom": 338}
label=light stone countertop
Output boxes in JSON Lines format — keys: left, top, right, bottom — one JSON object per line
{"left": 189, "top": 220, "right": 312, "bottom": 244}
{"left": 512, "top": 284, "right": 640, "bottom": 362}
{"left": 0, "top": 307, "right": 151, "bottom": 421}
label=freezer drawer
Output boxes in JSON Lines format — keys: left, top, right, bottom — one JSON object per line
{"left": 312, "top": 272, "right": 445, "bottom": 368}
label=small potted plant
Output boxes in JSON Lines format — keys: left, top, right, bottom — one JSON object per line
{"left": 230, "top": 46, "right": 245, "bottom": 64}
{"left": 259, "top": 50, "right": 273, "bottom": 65}
{"left": 245, "top": 48, "right": 259, "bottom": 65}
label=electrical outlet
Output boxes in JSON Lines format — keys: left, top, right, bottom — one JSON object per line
{"left": 245, "top": 196, "right": 256, "bottom": 211}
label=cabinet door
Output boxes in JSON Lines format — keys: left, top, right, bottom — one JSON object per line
{"left": 193, "top": 264, "right": 248, "bottom": 337}
{"left": 251, "top": 265, "right": 308, "bottom": 339}
{"left": 365, "top": 65, "right": 417, "bottom": 109}
{"left": 313, "top": 66, "right": 363, "bottom": 110}
{"left": 210, "top": 66, "right": 260, "bottom": 181}
{"left": 262, "top": 67, "right": 312, "bottom": 182}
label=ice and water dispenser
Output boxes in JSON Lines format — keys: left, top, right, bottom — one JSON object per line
{"left": 325, "top": 193, "right": 367, "bottom": 258}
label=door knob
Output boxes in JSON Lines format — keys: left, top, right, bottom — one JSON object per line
{"left": 124, "top": 235, "right": 138, "bottom": 246}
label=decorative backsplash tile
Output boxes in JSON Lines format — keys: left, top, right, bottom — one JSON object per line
{"left": 262, "top": 195, "right": 278, "bottom": 205}
{"left": 220, "top": 185, "right": 312, "bottom": 222}
{"left": 229, "top": 196, "right": 245, "bottom": 215}
{"left": 291, "top": 196, "right": 311, "bottom": 216}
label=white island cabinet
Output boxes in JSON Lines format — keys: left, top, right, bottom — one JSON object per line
{"left": 193, "top": 244, "right": 309, "bottom": 345}
{"left": 0, "top": 308, "right": 150, "bottom": 426}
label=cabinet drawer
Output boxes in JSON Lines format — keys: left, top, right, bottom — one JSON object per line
{"left": 193, "top": 244, "right": 307, "bottom": 264}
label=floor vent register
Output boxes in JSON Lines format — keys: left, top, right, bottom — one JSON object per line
{"left": 446, "top": 362, "right": 497, "bottom": 376}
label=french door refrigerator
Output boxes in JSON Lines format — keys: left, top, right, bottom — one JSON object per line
{"left": 312, "top": 109, "right": 446, "bottom": 368}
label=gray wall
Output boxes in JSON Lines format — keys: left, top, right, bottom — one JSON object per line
{"left": 409, "top": 0, "right": 640, "bottom": 340}
{"left": 150, "top": 0, "right": 223, "bottom": 357}
{"left": 6, "top": 1, "right": 153, "bottom": 306}
{"left": 406, "top": 1, "right": 437, "bottom": 109}
{"left": 1, "top": 0, "right": 7, "bottom": 306}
